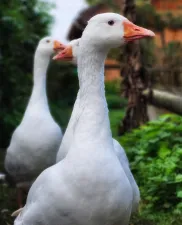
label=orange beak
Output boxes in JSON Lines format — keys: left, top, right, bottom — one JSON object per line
{"left": 53, "top": 45, "right": 73, "bottom": 61}
{"left": 53, "top": 40, "right": 66, "bottom": 51}
{"left": 123, "top": 21, "right": 155, "bottom": 42}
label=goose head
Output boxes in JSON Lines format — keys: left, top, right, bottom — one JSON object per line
{"left": 81, "top": 13, "right": 155, "bottom": 49}
{"left": 36, "top": 37, "right": 65, "bottom": 57}
{"left": 53, "top": 39, "right": 80, "bottom": 63}
{"left": 54, "top": 13, "right": 155, "bottom": 60}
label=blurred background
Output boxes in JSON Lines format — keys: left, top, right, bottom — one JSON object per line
{"left": 0, "top": 0, "right": 182, "bottom": 224}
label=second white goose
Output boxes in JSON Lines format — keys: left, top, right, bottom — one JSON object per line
{"left": 5, "top": 37, "right": 64, "bottom": 207}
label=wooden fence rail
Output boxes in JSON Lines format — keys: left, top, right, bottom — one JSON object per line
{"left": 143, "top": 89, "right": 182, "bottom": 115}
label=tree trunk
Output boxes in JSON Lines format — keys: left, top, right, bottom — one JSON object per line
{"left": 118, "top": 0, "right": 149, "bottom": 135}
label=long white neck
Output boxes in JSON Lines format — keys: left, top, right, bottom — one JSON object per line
{"left": 26, "top": 51, "right": 50, "bottom": 113}
{"left": 73, "top": 44, "right": 112, "bottom": 144}
{"left": 57, "top": 64, "right": 105, "bottom": 161}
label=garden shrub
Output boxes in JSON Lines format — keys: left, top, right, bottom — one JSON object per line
{"left": 105, "top": 80, "right": 120, "bottom": 95}
{"left": 106, "top": 94, "right": 127, "bottom": 109}
{"left": 119, "top": 114, "right": 182, "bottom": 214}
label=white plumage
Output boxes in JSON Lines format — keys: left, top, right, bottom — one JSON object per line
{"left": 56, "top": 38, "right": 140, "bottom": 213}
{"left": 5, "top": 37, "right": 63, "bottom": 202}
{"left": 14, "top": 13, "right": 154, "bottom": 225}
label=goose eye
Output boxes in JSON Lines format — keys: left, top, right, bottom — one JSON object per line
{"left": 46, "top": 40, "right": 50, "bottom": 43}
{"left": 108, "top": 20, "right": 114, "bottom": 26}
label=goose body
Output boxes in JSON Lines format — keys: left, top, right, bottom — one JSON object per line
{"left": 5, "top": 37, "right": 63, "bottom": 197}
{"left": 56, "top": 39, "right": 140, "bottom": 213}
{"left": 15, "top": 13, "right": 154, "bottom": 225}
{"left": 113, "top": 139, "right": 140, "bottom": 213}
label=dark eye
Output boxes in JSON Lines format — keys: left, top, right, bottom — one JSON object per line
{"left": 108, "top": 20, "right": 114, "bottom": 26}
{"left": 46, "top": 40, "right": 50, "bottom": 43}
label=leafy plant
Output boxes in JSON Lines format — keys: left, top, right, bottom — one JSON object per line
{"left": 164, "top": 12, "right": 182, "bottom": 30}
{"left": 105, "top": 80, "right": 120, "bottom": 94}
{"left": 136, "top": 3, "right": 165, "bottom": 31}
{"left": 86, "top": 0, "right": 115, "bottom": 8}
{"left": 106, "top": 94, "right": 125, "bottom": 109}
{"left": 109, "top": 109, "right": 125, "bottom": 137}
{"left": 136, "top": 3, "right": 182, "bottom": 31}
{"left": 119, "top": 114, "right": 182, "bottom": 214}
{"left": 164, "top": 42, "right": 182, "bottom": 69}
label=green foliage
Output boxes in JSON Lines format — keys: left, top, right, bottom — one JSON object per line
{"left": 105, "top": 81, "right": 127, "bottom": 109}
{"left": 131, "top": 211, "right": 182, "bottom": 225}
{"left": 119, "top": 114, "right": 182, "bottom": 214}
{"left": 86, "top": 0, "right": 112, "bottom": 6}
{"left": 165, "top": 13, "right": 182, "bottom": 30}
{"left": 136, "top": 4, "right": 165, "bottom": 31}
{"left": 109, "top": 109, "right": 125, "bottom": 137}
{"left": 48, "top": 63, "right": 78, "bottom": 107}
{"left": 140, "top": 39, "right": 156, "bottom": 67}
{"left": 47, "top": 62, "right": 79, "bottom": 132}
{"left": 86, "top": 0, "right": 101, "bottom": 5}
{"left": 86, "top": 0, "right": 118, "bottom": 10}
{"left": 105, "top": 80, "right": 120, "bottom": 95}
{"left": 163, "top": 42, "right": 182, "bottom": 69}
{"left": 106, "top": 94, "right": 123, "bottom": 109}
{"left": 136, "top": 4, "right": 182, "bottom": 31}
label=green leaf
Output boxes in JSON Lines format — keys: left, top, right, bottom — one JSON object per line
{"left": 177, "top": 191, "right": 182, "bottom": 198}
{"left": 158, "top": 146, "right": 171, "bottom": 158}
{"left": 176, "top": 202, "right": 182, "bottom": 209}
{"left": 175, "top": 174, "right": 182, "bottom": 183}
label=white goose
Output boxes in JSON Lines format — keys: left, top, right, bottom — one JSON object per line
{"left": 55, "top": 39, "right": 140, "bottom": 213}
{"left": 5, "top": 37, "right": 63, "bottom": 207}
{"left": 14, "top": 13, "right": 154, "bottom": 225}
